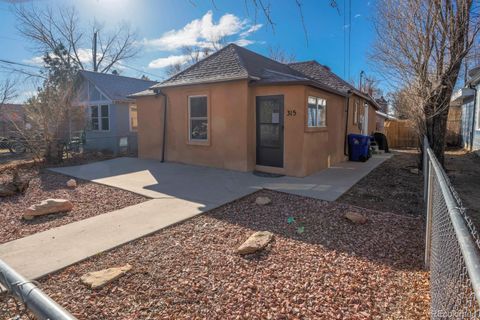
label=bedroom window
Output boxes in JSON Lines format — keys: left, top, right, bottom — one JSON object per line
{"left": 188, "top": 96, "right": 208, "bottom": 141}
{"left": 307, "top": 96, "right": 327, "bottom": 127}
{"left": 90, "top": 104, "right": 109, "bottom": 131}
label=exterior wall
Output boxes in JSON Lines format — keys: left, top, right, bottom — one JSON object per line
{"left": 85, "top": 103, "right": 138, "bottom": 154}
{"left": 162, "top": 80, "right": 250, "bottom": 171}
{"left": 461, "top": 89, "right": 480, "bottom": 151}
{"left": 137, "top": 95, "right": 165, "bottom": 160}
{"left": 135, "top": 82, "right": 375, "bottom": 177}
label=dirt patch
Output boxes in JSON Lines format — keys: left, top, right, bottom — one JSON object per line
{"left": 445, "top": 149, "right": 480, "bottom": 229}
{"left": 2, "top": 190, "right": 429, "bottom": 320}
{"left": 337, "top": 151, "right": 424, "bottom": 216}
{"left": 0, "top": 168, "right": 148, "bottom": 244}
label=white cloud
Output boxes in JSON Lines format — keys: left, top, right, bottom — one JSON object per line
{"left": 144, "top": 11, "right": 261, "bottom": 51}
{"left": 240, "top": 24, "right": 263, "bottom": 38}
{"left": 24, "top": 48, "right": 93, "bottom": 67}
{"left": 354, "top": 14, "right": 362, "bottom": 18}
{"left": 23, "top": 56, "right": 45, "bottom": 66}
{"left": 145, "top": 11, "right": 262, "bottom": 70}
{"left": 148, "top": 54, "right": 190, "bottom": 69}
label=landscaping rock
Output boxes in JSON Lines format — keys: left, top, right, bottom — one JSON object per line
{"left": 0, "top": 183, "right": 17, "bottom": 197}
{"left": 237, "top": 231, "right": 273, "bottom": 255}
{"left": 255, "top": 196, "right": 272, "bottom": 206}
{"left": 345, "top": 212, "right": 368, "bottom": 224}
{"left": 410, "top": 168, "right": 419, "bottom": 175}
{"left": 23, "top": 199, "right": 73, "bottom": 220}
{"left": 81, "top": 264, "right": 132, "bottom": 289}
{"left": 66, "top": 179, "right": 77, "bottom": 188}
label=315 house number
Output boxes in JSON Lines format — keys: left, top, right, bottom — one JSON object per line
{"left": 287, "top": 110, "right": 297, "bottom": 116}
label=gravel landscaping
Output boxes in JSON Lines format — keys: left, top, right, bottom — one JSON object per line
{"left": 0, "top": 168, "right": 148, "bottom": 244}
{"left": 2, "top": 189, "right": 429, "bottom": 319}
{"left": 338, "top": 151, "right": 424, "bottom": 216}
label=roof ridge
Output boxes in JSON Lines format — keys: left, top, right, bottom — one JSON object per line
{"left": 79, "top": 70, "right": 157, "bottom": 84}
{"left": 229, "top": 44, "right": 251, "bottom": 78}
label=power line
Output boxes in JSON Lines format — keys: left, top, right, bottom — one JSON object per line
{"left": 0, "top": 59, "right": 43, "bottom": 69}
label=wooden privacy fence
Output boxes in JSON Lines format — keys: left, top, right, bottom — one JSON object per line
{"left": 384, "top": 119, "right": 419, "bottom": 148}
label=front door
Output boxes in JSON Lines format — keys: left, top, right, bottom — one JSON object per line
{"left": 256, "top": 95, "right": 284, "bottom": 167}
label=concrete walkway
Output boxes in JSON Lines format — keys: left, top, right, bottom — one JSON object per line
{"left": 0, "top": 154, "right": 391, "bottom": 280}
{"left": 50, "top": 154, "right": 392, "bottom": 202}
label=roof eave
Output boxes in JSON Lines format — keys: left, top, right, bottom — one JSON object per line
{"left": 250, "top": 80, "right": 347, "bottom": 97}
{"left": 152, "top": 75, "right": 251, "bottom": 89}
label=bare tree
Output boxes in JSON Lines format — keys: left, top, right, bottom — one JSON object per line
{"left": 372, "top": 0, "right": 479, "bottom": 165}
{"left": 268, "top": 45, "right": 296, "bottom": 63}
{"left": 165, "top": 38, "right": 226, "bottom": 77}
{"left": 14, "top": 5, "right": 139, "bottom": 73}
{"left": 0, "top": 78, "right": 17, "bottom": 107}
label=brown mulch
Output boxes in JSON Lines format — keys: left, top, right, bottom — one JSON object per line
{"left": 2, "top": 189, "right": 430, "bottom": 320}
{"left": 0, "top": 168, "right": 148, "bottom": 244}
{"left": 338, "top": 151, "right": 424, "bottom": 216}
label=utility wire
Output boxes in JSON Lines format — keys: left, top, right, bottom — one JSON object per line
{"left": 348, "top": 0, "right": 351, "bottom": 80}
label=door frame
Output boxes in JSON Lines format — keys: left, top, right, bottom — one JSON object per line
{"left": 255, "top": 95, "right": 285, "bottom": 168}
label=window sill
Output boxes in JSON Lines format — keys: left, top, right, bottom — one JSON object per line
{"left": 305, "top": 127, "right": 328, "bottom": 133}
{"left": 187, "top": 139, "right": 210, "bottom": 146}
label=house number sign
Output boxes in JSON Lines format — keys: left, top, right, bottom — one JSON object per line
{"left": 287, "top": 110, "right": 297, "bottom": 116}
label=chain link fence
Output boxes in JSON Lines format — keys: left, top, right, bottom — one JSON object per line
{"left": 424, "top": 137, "right": 480, "bottom": 319}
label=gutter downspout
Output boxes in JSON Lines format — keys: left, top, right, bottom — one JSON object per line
{"left": 344, "top": 90, "right": 353, "bottom": 156}
{"left": 468, "top": 84, "right": 478, "bottom": 152}
{"left": 156, "top": 90, "right": 168, "bottom": 162}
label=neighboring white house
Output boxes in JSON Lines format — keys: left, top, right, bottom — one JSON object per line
{"left": 450, "top": 66, "right": 480, "bottom": 152}
{"left": 73, "top": 71, "right": 157, "bottom": 154}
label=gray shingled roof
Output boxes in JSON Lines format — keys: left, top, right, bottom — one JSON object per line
{"left": 152, "top": 44, "right": 312, "bottom": 89}
{"left": 144, "top": 44, "right": 379, "bottom": 109}
{"left": 288, "top": 61, "right": 355, "bottom": 94}
{"left": 80, "top": 70, "right": 157, "bottom": 101}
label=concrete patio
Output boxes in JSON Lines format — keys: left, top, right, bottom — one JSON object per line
{"left": 50, "top": 154, "right": 392, "bottom": 203}
{"left": 0, "top": 154, "right": 391, "bottom": 280}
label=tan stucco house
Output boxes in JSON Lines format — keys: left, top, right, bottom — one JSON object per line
{"left": 131, "top": 44, "right": 379, "bottom": 177}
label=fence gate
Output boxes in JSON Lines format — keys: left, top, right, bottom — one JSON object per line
{"left": 424, "top": 137, "right": 480, "bottom": 318}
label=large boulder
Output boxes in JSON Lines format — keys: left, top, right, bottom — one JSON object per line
{"left": 81, "top": 264, "right": 132, "bottom": 289}
{"left": 255, "top": 196, "right": 272, "bottom": 206}
{"left": 23, "top": 199, "right": 73, "bottom": 220}
{"left": 0, "top": 172, "right": 30, "bottom": 197}
{"left": 344, "top": 212, "right": 368, "bottom": 225}
{"left": 237, "top": 231, "right": 274, "bottom": 255}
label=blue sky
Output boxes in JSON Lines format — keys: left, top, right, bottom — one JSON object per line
{"left": 0, "top": 0, "right": 380, "bottom": 102}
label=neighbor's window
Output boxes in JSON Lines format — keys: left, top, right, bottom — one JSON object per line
{"left": 90, "top": 104, "right": 109, "bottom": 131}
{"left": 189, "top": 96, "right": 208, "bottom": 141}
{"left": 307, "top": 96, "right": 327, "bottom": 128}
{"left": 129, "top": 104, "right": 138, "bottom": 132}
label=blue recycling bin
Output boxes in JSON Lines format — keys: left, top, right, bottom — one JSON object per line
{"left": 348, "top": 134, "right": 371, "bottom": 162}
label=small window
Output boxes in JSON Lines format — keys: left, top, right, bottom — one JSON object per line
{"left": 189, "top": 96, "right": 208, "bottom": 141}
{"left": 129, "top": 105, "right": 138, "bottom": 132}
{"left": 307, "top": 96, "right": 327, "bottom": 128}
{"left": 90, "top": 104, "right": 109, "bottom": 131}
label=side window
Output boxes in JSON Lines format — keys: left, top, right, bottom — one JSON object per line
{"left": 189, "top": 96, "right": 208, "bottom": 141}
{"left": 129, "top": 105, "right": 138, "bottom": 132}
{"left": 90, "top": 105, "right": 109, "bottom": 131}
{"left": 307, "top": 96, "right": 327, "bottom": 128}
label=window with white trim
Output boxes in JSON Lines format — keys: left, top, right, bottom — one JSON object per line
{"left": 129, "top": 104, "right": 138, "bottom": 132}
{"left": 307, "top": 96, "right": 327, "bottom": 127}
{"left": 188, "top": 96, "right": 208, "bottom": 141}
{"left": 90, "top": 105, "right": 109, "bottom": 131}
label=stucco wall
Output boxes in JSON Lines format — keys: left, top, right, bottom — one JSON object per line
{"left": 135, "top": 82, "right": 377, "bottom": 177}
{"left": 162, "top": 80, "right": 250, "bottom": 171}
